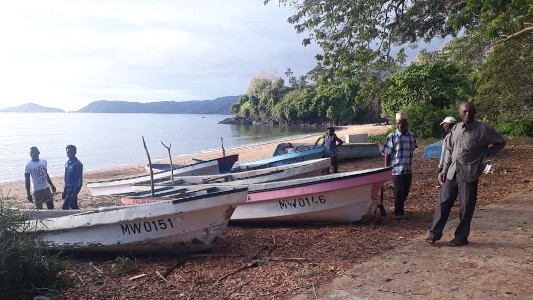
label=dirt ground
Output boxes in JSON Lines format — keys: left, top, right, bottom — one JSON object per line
{"left": 1, "top": 131, "right": 531, "bottom": 299}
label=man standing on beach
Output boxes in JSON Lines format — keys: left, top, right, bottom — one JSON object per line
{"left": 62, "top": 145, "right": 83, "bottom": 210}
{"left": 438, "top": 116, "right": 457, "bottom": 174}
{"left": 427, "top": 102, "right": 506, "bottom": 246}
{"left": 315, "top": 127, "right": 344, "bottom": 173}
{"left": 382, "top": 112, "right": 417, "bottom": 219}
{"left": 24, "top": 147, "right": 57, "bottom": 209}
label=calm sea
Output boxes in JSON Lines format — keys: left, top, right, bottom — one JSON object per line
{"left": 0, "top": 113, "right": 322, "bottom": 183}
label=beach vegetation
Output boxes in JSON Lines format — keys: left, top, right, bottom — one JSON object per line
{"left": 0, "top": 198, "right": 66, "bottom": 299}
{"left": 252, "top": 0, "right": 532, "bottom": 138}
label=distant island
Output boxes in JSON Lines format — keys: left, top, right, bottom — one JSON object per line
{"left": 0, "top": 103, "right": 65, "bottom": 113}
{"left": 0, "top": 96, "right": 240, "bottom": 114}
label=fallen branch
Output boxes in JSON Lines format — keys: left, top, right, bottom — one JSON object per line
{"left": 155, "top": 271, "right": 168, "bottom": 283}
{"left": 216, "top": 257, "right": 270, "bottom": 283}
{"left": 163, "top": 256, "right": 190, "bottom": 277}
{"left": 89, "top": 262, "right": 103, "bottom": 273}
{"left": 129, "top": 273, "right": 147, "bottom": 281}
{"left": 223, "top": 280, "right": 251, "bottom": 300}
{"left": 270, "top": 257, "right": 309, "bottom": 262}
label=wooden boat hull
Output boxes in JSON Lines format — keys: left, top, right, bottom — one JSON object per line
{"left": 232, "top": 147, "right": 324, "bottom": 171}
{"left": 130, "top": 158, "right": 331, "bottom": 192}
{"left": 147, "top": 155, "right": 239, "bottom": 173}
{"left": 123, "top": 167, "right": 392, "bottom": 224}
{"left": 231, "top": 167, "right": 392, "bottom": 223}
{"left": 86, "top": 154, "right": 238, "bottom": 196}
{"left": 273, "top": 142, "right": 381, "bottom": 160}
{"left": 22, "top": 187, "right": 247, "bottom": 253}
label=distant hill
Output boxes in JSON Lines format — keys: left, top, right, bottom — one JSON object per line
{"left": 0, "top": 103, "right": 64, "bottom": 113}
{"left": 77, "top": 96, "right": 240, "bottom": 114}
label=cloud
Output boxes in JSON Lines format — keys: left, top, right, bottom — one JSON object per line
{"left": 0, "top": 1, "right": 320, "bottom": 111}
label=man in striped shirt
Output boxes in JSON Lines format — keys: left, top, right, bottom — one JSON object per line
{"left": 382, "top": 112, "right": 418, "bottom": 219}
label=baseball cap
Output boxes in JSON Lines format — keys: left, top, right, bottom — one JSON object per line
{"left": 440, "top": 116, "right": 457, "bottom": 125}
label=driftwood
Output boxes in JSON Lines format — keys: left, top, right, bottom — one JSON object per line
{"left": 161, "top": 141, "right": 174, "bottom": 184}
{"left": 129, "top": 273, "right": 147, "bottom": 281}
{"left": 142, "top": 136, "right": 155, "bottom": 197}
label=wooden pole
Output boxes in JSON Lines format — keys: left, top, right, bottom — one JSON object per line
{"left": 161, "top": 141, "right": 174, "bottom": 184}
{"left": 221, "top": 137, "right": 225, "bottom": 157}
{"left": 142, "top": 136, "right": 155, "bottom": 197}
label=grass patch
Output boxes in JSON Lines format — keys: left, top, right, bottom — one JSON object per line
{"left": 0, "top": 195, "right": 66, "bottom": 299}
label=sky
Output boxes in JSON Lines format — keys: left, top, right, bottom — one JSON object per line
{"left": 0, "top": 1, "right": 448, "bottom": 112}
{"left": 0, "top": 0, "right": 323, "bottom": 112}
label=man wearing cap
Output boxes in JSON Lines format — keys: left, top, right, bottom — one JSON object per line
{"left": 426, "top": 102, "right": 506, "bottom": 246}
{"left": 438, "top": 116, "right": 457, "bottom": 173}
{"left": 382, "top": 112, "right": 418, "bottom": 219}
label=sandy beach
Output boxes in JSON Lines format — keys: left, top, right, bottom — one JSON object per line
{"left": 0, "top": 123, "right": 390, "bottom": 210}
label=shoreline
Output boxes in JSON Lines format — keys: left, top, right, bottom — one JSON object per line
{"left": 0, "top": 123, "right": 390, "bottom": 209}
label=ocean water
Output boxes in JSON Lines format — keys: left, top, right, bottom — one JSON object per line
{"left": 0, "top": 113, "right": 322, "bottom": 183}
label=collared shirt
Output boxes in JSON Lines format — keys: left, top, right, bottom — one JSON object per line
{"left": 442, "top": 120, "right": 505, "bottom": 182}
{"left": 438, "top": 133, "right": 452, "bottom": 170}
{"left": 382, "top": 130, "right": 417, "bottom": 175}
{"left": 64, "top": 158, "right": 83, "bottom": 194}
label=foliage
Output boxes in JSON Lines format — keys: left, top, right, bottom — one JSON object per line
{"left": 402, "top": 103, "right": 458, "bottom": 139}
{"left": 0, "top": 199, "right": 66, "bottom": 299}
{"left": 264, "top": 0, "right": 458, "bottom": 82}
{"left": 262, "top": 0, "right": 531, "bottom": 136}
{"left": 495, "top": 112, "right": 533, "bottom": 137}
{"left": 472, "top": 34, "right": 533, "bottom": 127}
{"left": 376, "top": 61, "right": 471, "bottom": 137}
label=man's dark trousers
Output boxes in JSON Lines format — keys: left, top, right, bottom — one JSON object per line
{"left": 429, "top": 177, "right": 479, "bottom": 242}
{"left": 393, "top": 173, "right": 412, "bottom": 217}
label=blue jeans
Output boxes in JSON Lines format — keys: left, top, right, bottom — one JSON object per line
{"left": 62, "top": 194, "right": 79, "bottom": 210}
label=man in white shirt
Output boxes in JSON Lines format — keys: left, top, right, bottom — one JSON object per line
{"left": 24, "top": 146, "right": 56, "bottom": 209}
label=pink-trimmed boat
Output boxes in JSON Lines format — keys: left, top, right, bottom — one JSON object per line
{"left": 230, "top": 166, "right": 392, "bottom": 223}
{"left": 121, "top": 166, "right": 392, "bottom": 224}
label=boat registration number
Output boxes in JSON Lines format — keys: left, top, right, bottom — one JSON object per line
{"left": 120, "top": 218, "right": 175, "bottom": 235}
{"left": 279, "top": 195, "right": 326, "bottom": 209}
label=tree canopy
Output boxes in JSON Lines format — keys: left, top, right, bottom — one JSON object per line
{"left": 238, "top": 0, "right": 532, "bottom": 137}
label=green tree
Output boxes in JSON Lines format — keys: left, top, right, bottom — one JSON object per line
{"left": 377, "top": 61, "right": 471, "bottom": 138}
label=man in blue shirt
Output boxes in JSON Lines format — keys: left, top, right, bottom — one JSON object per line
{"left": 382, "top": 112, "right": 418, "bottom": 219}
{"left": 62, "top": 145, "right": 83, "bottom": 210}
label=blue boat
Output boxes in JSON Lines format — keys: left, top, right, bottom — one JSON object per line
{"left": 233, "top": 147, "right": 326, "bottom": 171}
{"left": 272, "top": 142, "right": 381, "bottom": 160}
{"left": 423, "top": 140, "right": 443, "bottom": 159}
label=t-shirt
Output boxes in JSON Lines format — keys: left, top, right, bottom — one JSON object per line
{"left": 24, "top": 159, "right": 50, "bottom": 191}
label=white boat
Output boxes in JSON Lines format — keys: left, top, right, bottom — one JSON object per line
{"left": 18, "top": 186, "right": 247, "bottom": 253}
{"left": 86, "top": 154, "right": 238, "bottom": 196}
{"left": 230, "top": 166, "right": 392, "bottom": 223}
{"left": 130, "top": 158, "right": 331, "bottom": 192}
{"left": 123, "top": 166, "right": 392, "bottom": 224}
